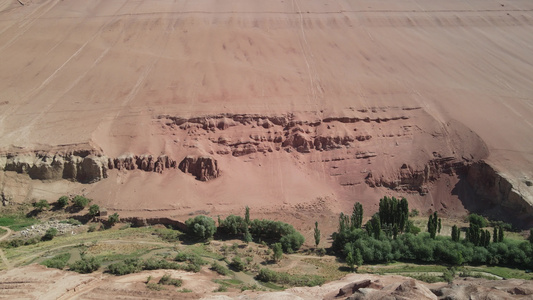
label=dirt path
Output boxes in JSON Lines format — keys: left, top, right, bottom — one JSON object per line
{"left": 56, "top": 274, "right": 104, "bottom": 300}
{"left": 0, "top": 226, "right": 13, "bottom": 269}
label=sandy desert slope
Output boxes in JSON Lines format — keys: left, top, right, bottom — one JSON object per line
{"left": 1, "top": 0, "right": 533, "bottom": 226}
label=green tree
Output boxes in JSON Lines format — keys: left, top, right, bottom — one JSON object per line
{"left": 245, "top": 206, "right": 250, "bottom": 225}
{"left": 338, "top": 212, "right": 348, "bottom": 233}
{"left": 399, "top": 197, "right": 409, "bottom": 232}
{"left": 272, "top": 243, "right": 283, "bottom": 262}
{"left": 72, "top": 195, "right": 91, "bottom": 209}
{"left": 108, "top": 213, "right": 120, "bottom": 226}
{"left": 370, "top": 214, "right": 381, "bottom": 239}
{"left": 468, "top": 214, "right": 488, "bottom": 228}
{"left": 498, "top": 225, "right": 504, "bottom": 242}
{"left": 451, "top": 225, "right": 460, "bottom": 242}
{"left": 438, "top": 218, "right": 442, "bottom": 234}
{"left": 314, "top": 221, "right": 321, "bottom": 248}
{"left": 529, "top": 228, "right": 533, "bottom": 244}
{"left": 56, "top": 196, "right": 69, "bottom": 208}
{"left": 351, "top": 202, "right": 364, "bottom": 229}
{"left": 88, "top": 204, "right": 100, "bottom": 218}
{"left": 427, "top": 212, "right": 440, "bottom": 239}
{"left": 185, "top": 215, "right": 216, "bottom": 241}
{"left": 69, "top": 256, "right": 101, "bottom": 274}
{"left": 346, "top": 251, "right": 355, "bottom": 272}
{"left": 354, "top": 248, "right": 363, "bottom": 271}
{"left": 493, "top": 226, "right": 499, "bottom": 243}
{"left": 243, "top": 228, "right": 252, "bottom": 244}
{"left": 34, "top": 199, "right": 50, "bottom": 211}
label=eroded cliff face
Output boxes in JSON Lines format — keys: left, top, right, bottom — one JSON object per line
{"left": 466, "top": 161, "right": 533, "bottom": 226}
{"left": 0, "top": 152, "right": 180, "bottom": 183}
{"left": 178, "top": 156, "right": 220, "bottom": 181}
{"left": 1, "top": 110, "right": 532, "bottom": 227}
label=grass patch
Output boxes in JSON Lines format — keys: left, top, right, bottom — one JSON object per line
{"left": 470, "top": 266, "right": 533, "bottom": 280}
{"left": 408, "top": 273, "right": 443, "bottom": 283}
{"left": 187, "top": 244, "right": 224, "bottom": 260}
{"left": 0, "top": 227, "right": 6, "bottom": 236}
{"left": 0, "top": 214, "right": 38, "bottom": 231}
{"left": 41, "top": 253, "right": 71, "bottom": 269}
{"left": 302, "top": 257, "right": 347, "bottom": 281}
{"left": 259, "top": 281, "right": 285, "bottom": 291}
{"left": 60, "top": 219, "right": 82, "bottom": 226}
{"left": 369, "top": 263, "right": 448, "bottom": 274}
{"left": 154, "top": 228, "right": 182, "bottom": 242}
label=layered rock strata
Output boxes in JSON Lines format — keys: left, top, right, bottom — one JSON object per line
{"left": 178, "top": 156, "right": 220, "bottom": 181}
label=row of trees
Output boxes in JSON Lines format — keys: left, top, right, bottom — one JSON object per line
{"left": 333, "top": 198, "right": 533, "bottom": 270}
{"left": 185, "top": 207, "right": 305, "bottom": 253}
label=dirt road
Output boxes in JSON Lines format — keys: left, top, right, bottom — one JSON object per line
{"left": 0, "top": 226, "right": 13, "bottom": 269}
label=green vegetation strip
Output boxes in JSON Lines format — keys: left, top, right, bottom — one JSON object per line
{"left": 0, "top": 215, "right": 38, "bottom": 231}
{"left": 257, "top": 268, "right": 325, "bottom": 287}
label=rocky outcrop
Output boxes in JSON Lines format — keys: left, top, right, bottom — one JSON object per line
{"left": 3, "top": 153, "right": 108, "bottom": 183}
{"left": 1, "top": 152, "right": 178, "bottom": 183}
{"left": 365, "top": 157, "right": 467, "bottom": 195}
{"left": 109, "top": 155, "right": 177, "bottom": 173}
{"left": 324, "top": 278, "right": 436, "bottom": 300}
{"left": 159, "top": 113, "right": 392, "bottom": 156}
{"left": 466, "top": 161, "right": 533, "bottom": 227}
{"left": 178, "top": 156, "right": 220, "bottom": 181}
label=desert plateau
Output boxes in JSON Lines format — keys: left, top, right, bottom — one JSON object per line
{"left": 1, "top": 0, "right": 533, "bottom": 299}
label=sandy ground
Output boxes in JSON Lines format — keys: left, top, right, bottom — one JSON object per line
{"left": 1, "top": 0, "right": 533, "bottom": 230}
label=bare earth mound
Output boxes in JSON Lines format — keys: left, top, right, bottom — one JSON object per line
{"left": 1, "top": 0, "right": 533, "bottom": 230}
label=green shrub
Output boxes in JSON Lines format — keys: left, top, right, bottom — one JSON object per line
{"left": 143, "top": 258, "right": 180, "bottom": 270}
{"left": 230, "top": 256, "right": 245, "bottom": 272}
{"left": 211, "top": 262, "right": 231, "bottom": 275}
{"left": 175, "top": 252, "right": 206, "bottom": 265}
{"left": 1, "top": 237, "right": 39, "bottom": 248}
{"left": 41, "top": 253, "right": 71, "bottom": 269}
{"left": 410, "top": 273, "right": 442, "bottom": 283}
{"left": 56, "top": 196, "right": 69, "bottom": 208}
{"left": 107, "top": 258, "right": 143, "bottom": 275}
{"left": 42, "top": 227, "right": 58, "bottom": 241}
{"left": 159, "top": 274, "right": 182, "bottom": 287}
{"left": 182, "top": 263, "right": 201, "bottom": 273}
{"left": 33, "top": 199, "right": 50, "bottom": 211}
{"left": 108, "top": 213, "right": 120, "bottom": 225}
{"left": 280, "top": 232, "right": 305, "bottom": 252}
{"left": 88, "top": 224, "right": 98, "bottom": 232}
{"left": 185, "top": 215, "right": 216, "bottom": 241}
{"left": 215, "top": 285, "right": 228, "bottom": 292}
{"left": 256, "top": 268, "right": 325, "bottom": 287}
{"left": 272, "top": 243, "right": 283, "bottom": 261}
{"left": 69, "top": 256, "right": 101, "bottom": 273}
{"left": 155, "top": 228, "right": 181, "bottom": 242}
{"left": 468, "top": 214, "right": 488, "bottom": 228}
{"left": 146, "top": 283, "right": 165, "bottom": 291}
{"left": 72, "top": 195, "right": 91, "bottom": 209}
{"left": 88, "top": 205, "right": 100, "bottom": 217}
